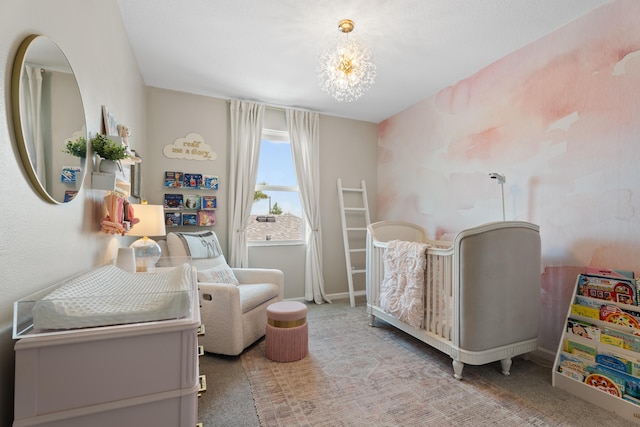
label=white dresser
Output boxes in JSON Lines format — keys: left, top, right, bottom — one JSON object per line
{"left": 12, "top": 264, "right": 203, "bottom": 427}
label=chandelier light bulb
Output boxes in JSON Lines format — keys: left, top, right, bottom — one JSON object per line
{"left": 317, "top": 19, "right": 376, "bottom": 102}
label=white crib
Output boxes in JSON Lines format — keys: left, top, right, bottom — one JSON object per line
{"left": 366, "top": 220, "right": 541, "bottom": 379}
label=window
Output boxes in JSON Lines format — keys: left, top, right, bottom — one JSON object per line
{"left": 248, "top": 129, "right": 303, "bottom": 244}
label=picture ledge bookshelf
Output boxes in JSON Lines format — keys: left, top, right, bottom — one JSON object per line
{"left": 162, "top": 171, "right": 218, "bottom": 228}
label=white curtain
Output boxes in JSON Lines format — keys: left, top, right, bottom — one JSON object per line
{"left": 228, "top": 100, "right": 265, "bottom": 267}
{"left": 23, "top": 66, "right": 45, "bottom": 185}
{"left": 287, "top": 109, "right": 330, "bottom": 304}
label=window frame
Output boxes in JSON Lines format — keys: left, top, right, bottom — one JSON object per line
{"left": 248, "top": 129, "right": 305, "bottom": 247}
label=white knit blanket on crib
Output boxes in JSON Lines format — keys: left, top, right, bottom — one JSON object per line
{"left": 380, "top": 240, "right": 430, "bottom": 328}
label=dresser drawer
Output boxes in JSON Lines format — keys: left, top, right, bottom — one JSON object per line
{"left": 15, "top": 324, "right": 199, "bottom": 418}
{"left": 13, "top": 383, "right": 199, "bottom": 427}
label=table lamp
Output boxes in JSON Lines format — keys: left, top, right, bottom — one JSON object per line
{"left": 128, "top": 202, "right": 166, "bottom": 272}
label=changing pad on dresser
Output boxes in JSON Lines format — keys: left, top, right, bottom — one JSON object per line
{"left": 31, "top": 263, "right": 194, "bottom": 331}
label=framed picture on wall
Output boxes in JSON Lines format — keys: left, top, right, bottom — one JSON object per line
{"left": 102, "top": 105, "right": 118, "bottom": 136}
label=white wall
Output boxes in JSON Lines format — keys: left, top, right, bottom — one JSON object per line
{"left": 0, "top": 1, "right": 146, "bottom": 424}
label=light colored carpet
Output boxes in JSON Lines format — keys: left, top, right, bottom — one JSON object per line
{"left": 198, "top": 352, "right": 260, "bottom": 426}
{"left": 237, "top": 298, "right": 635, "bottom": 427}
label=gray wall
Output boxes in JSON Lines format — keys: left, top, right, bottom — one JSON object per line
{"left": 145, "top": 87, "right": 378, "bottom": 300}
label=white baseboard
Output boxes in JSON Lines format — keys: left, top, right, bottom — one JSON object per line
{"left": 527, "top": 347, "right": 556, "bottom": 369}
{"left": 284, "top": 290, "right": 366, "bottom": 303}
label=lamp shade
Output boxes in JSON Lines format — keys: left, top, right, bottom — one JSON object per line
{"left": 128, "top": 204, "right": 166, "bottom": 272}
{"left": 128, "top": 204, "right": 166, "bottom": 237}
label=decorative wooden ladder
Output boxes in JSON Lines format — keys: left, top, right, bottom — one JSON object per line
{"left": 337, "top": 179, "right": 371, "bottom": 307}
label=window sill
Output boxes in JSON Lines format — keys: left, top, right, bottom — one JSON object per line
{"left": 248, "top": 240, "right": 305, "bottom": 247}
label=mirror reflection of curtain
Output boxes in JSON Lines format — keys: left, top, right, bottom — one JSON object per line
{"left": 22, "top": 65, "right": 46, "bottom": 186}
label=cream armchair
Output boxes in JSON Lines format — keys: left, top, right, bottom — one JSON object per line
{"left": 160, "top": 231, "right": 283, "bottom": 356}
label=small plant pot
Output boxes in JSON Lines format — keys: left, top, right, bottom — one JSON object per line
{"left": 98, "top": 159, "right": 121, "bottom": 174}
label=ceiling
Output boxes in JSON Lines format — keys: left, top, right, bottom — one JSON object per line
{"left": 116, "top": 0, "right": 610, "bottom": 124}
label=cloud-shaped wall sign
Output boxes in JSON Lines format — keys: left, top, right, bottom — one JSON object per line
{"left": 163, "top": 133, "right": 217, "bottom": 161}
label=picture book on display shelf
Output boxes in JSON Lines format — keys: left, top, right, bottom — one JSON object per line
{"left": 164, "top": 171, "right": 218, "bottom": 190}
{"left": 164, "top": 171, "right": 183, "bottom": 188}
{"left": 182, "top": 213, "right": 197, "bottom": 226}
{"left": 553, "top": 266, "right": 640, "bottom": 423}
{"left": 164, "top": 193, "right": 183, "bottom": 210}
{"left": 61, "top": 166, "right": 81, "bottom": 183}
{"left": 165, "top": 212, "right": 181, "bottom": 227}
{"left": 184, "top": 173, "right": 202, "bottom": 189}
{"left": 201, "top": 195, "right": 216, "bottom": 210}
{"left": 184, "top": 194, "right": 200, "bottom": 210}
{"left": 202, "top": 175, "right": 219, "bottom": 190}
{"left": 64, "top": 191, "right": 78, "bottom": 202}
{"left": 197, "top": 210, "right": 216, "bottom": 226}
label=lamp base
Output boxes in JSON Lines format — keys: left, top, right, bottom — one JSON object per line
{"left": 130, "top": 237, "right": 161, "bottom": 273}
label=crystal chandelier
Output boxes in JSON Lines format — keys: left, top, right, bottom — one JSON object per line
{"left": 317, "top": 19, "right": 376, "bottom": 102}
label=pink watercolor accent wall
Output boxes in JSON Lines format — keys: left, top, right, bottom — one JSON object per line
{"left": 377, "top": 0, "right": 640, "bottom": 354}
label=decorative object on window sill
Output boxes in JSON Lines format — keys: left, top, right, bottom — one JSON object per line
{"left": 128, "top": 201, "right": 167, "bottom": 272}
{"left": 317, "top": 19, "right": 376, "bottom": 102}
{"left": 489, "top": 172, "right": 506, "bottom": 221}
{"left": 163, "top": 133, "right": 217, "bottom": 161}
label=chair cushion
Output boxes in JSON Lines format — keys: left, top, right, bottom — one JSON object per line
{"left": 239, "top": 283, "right": 280, "bottom": 314}
{"left": 267, "top": 301, "right": 307, "bottom": 321}
{"left": 197, "top": 265, "right": 239, "bottom": 285}
{"left": 167, "top": 231, "right": 228, "bottom": 270}
{"left": 175, "top": 231, "right": 223, "bottom": 259}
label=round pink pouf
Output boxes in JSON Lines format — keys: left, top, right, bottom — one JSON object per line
{"left": 265, "top": 301, "right": 308, "bottom": 362}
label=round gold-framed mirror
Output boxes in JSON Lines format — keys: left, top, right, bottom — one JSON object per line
{"left": 11, "top": 34, "right": 87, "bottom": 204}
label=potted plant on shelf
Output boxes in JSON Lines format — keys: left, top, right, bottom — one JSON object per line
{"left": 91, "top": 134, "right": 129, "bottom": 173}
{"left": 62, "top": 137, "right": 87, "bottom": 158}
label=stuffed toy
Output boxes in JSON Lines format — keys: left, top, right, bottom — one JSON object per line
{"left": 117, "top": 124, "right": 141, "bottom": 163}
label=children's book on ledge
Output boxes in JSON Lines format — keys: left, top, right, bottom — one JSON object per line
{"left": 197, "top": 210, "right": 216, "bottom": 226}
{"left": 184, "top": 194, "right": 200, "bottom": 210}
{"left": 201, "top": 195, "right": 216, "bottom": 210}
{"left": 164, "top": 171, "right": 183, "bottom": 188}
{"left": 184, "top": 173, "right": 202, "bottom": 189}
{"left": 202, "top": 175, "right": 219, "bottom": 190}
{"left": 164, "top": 193, "right": 183, "bottom": 210}
{"left": 165, "top": 212, "right": 181, "bottom": 227}
{"left": 182, "top": 213, "right": 197, "bottom": 226}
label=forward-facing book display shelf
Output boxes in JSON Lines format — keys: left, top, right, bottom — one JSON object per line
{"left": 12, "top": 262, "right": 206, "bottom": 426}
{"left": 553, "top": 271, "right": 640, "bottom": 423}
{"left": 163, "top": 171, "right": 218, "bottom": 228}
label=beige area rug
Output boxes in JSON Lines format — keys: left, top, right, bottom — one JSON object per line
{"left": 241, "top": 300, "right": 635, "bottom": 427}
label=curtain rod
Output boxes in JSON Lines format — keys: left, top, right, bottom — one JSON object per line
{"left": 226, "top": 98, "right": 316, "bottom": 114}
